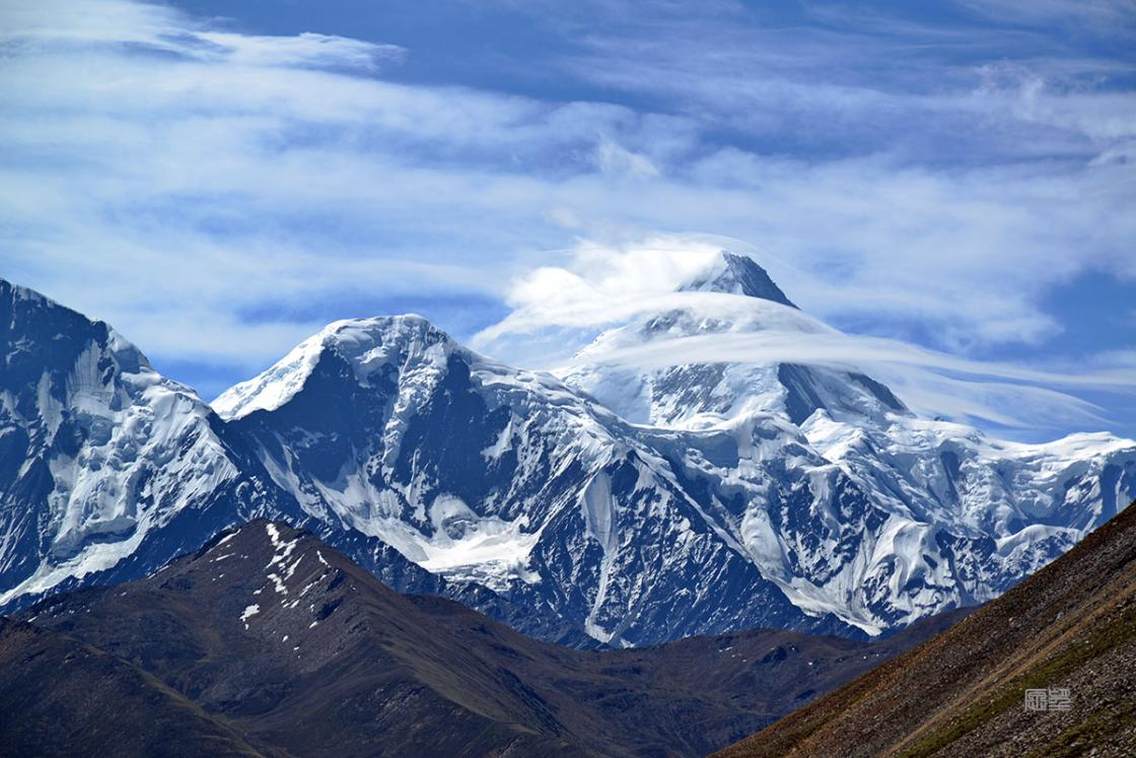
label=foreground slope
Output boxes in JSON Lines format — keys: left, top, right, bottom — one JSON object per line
{"left": 0, "top": 618, "right": 264, "bottom": 757}
{"left": 717, "top": 500, "right": 1136, "bottom": 758}
{"left": 17, "top": 520, "right": 957, "bottom": 757}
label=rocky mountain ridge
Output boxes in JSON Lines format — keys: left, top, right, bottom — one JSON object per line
{"left": 1, "top": 256, "right": 1132, "bottom": 646}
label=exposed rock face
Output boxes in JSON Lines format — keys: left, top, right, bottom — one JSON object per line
{"left": 2, "top": 257, "right": 1134, "bottom": 647}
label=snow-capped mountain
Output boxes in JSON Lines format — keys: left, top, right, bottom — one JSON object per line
{"left": 563, "top": 254, "right": 1136, "bottom": 620}
{"left": 0, "top": 281, "right": 561, "bottom": 641}
{"left": 214, "top": 315, "right": 865, "bottom": 642}
{"left": 0, "top": 279, "right": 282, "bottom": 605}
{"left": 2, "top": 259, "right": 1133, "bottom": 647}
{"left": 210, "top": 254, "right": 1135, "bottom": 643}
{"left": 562, "top": 259, "right": 904, "bottom": 431}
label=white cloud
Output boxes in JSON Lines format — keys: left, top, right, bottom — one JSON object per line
{"left": 475, "top": 237, "right": 1134, "bottom": 434}
{"left": 0, "top": 0, "right": 403, "bottom": 71}
{"left": 0, "top": 0, "right": 179, "bottom": 48}
{"left": 956, "top": 0, "right": 1136, "bottom": 32}
{"left": 194, "top": 32, "right": 405, "bottom": 71}
{"left": 0, "top": 0, "right": 1132, "bottom": 437}
{"left": 563, "top": 328, "right": 1136, "bottom": 393}
{"left": 595, "top": 138, "right": 660, "bottom": 178}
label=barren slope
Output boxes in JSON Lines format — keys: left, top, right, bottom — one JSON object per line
{"left": 717, "top": 501, "right": 1136, "bottom": 758}
{"left": 12, "top": 520, "right": 956, "bottom": 757}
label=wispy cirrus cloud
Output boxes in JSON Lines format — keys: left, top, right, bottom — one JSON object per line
{"left": 0, "top": 0, "right": 1132, "bottom": 436}
{"left": 956, "top": 0, "right": 1136, "bottom": 30}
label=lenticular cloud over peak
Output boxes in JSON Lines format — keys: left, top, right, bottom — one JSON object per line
{"left": 472, "top": 239, "right": 1131, "bottom": 434}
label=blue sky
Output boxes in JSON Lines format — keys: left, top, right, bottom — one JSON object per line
{"left": 1, "top": 0, "right": 1134, "bottom": 441}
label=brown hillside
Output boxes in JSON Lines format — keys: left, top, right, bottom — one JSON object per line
{"left": 717, "top": 502, "right": 1136, "bottom": 758}
{"left": 10, "top": 520, "right": 957, "bottom": 757}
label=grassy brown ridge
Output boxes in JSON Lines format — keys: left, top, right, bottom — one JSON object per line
{"left": 5, "top": 520, "right": 959, "bottom": 757}
{"left": 715, "top": 501, "right": 1136, "bottom": 758}
{"left": 0, "top": 617, "right": 270, "bottom": 757}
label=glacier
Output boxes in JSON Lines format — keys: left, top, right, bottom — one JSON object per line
{"left": 1, "top": 255, "right": 1133, "bottom": 647}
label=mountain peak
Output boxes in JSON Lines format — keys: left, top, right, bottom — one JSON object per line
{"left": 212, "top": 314, "right": 454, "bottom": 420}
{"left": 680, "top": 251, "right": 797, "bottom": 308}
{"left": 0, "top": 277, "right": 153, "bottom": 384}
